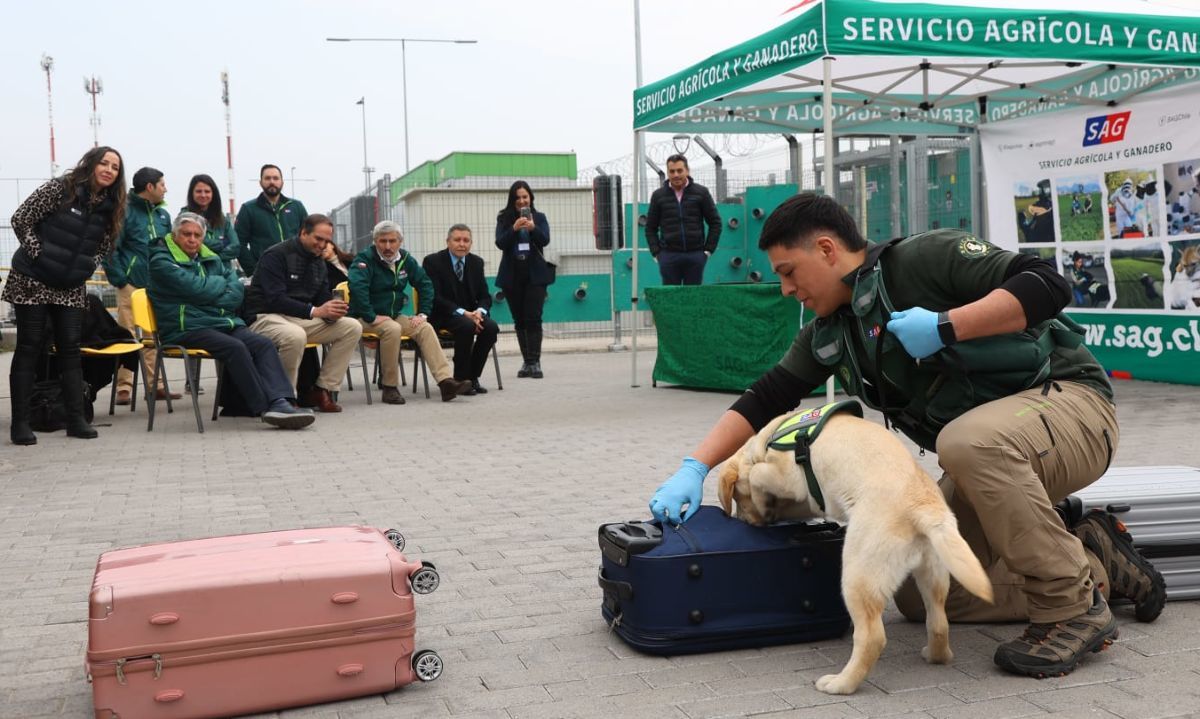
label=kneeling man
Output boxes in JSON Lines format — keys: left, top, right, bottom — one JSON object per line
{"left": 148, "top": 212, "right": 313, "bottom": 429}
{"left": 349, "top": 221, "right": 472, "bottom": 403}
{"left": 243, "top": 214, "right": 360, "bottom": 412}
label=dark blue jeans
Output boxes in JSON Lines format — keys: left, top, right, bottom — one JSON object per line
{"left": 177, "top": 326, "right": 293, "bottom": 416}
{"left": 657, "top": 250, "right": 707, "bottom": 285}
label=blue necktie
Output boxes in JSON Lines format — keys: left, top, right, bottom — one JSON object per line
{"left": 455, "top": 258, "right": 464, "bottom": 281}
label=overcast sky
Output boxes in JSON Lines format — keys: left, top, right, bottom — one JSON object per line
{"left": 0, "top": 0, "right": 793, "bottom": 222}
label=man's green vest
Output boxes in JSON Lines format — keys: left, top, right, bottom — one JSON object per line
{"left": 809, "top": 237, "right": 1087, "bottom": 451}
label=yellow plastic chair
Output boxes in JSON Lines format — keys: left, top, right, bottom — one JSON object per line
{"left": 333, "top": 281, "right": 374, "bottom": 405}
{"left": 130, "top": 288, "right": 224, "bottom": 433}
{"left": 80, "top": 341, "right": 146, "bottom": 415}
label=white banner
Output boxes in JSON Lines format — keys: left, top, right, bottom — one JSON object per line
{"left": 980, "top": 86, "right": 1200, "bottom": 314}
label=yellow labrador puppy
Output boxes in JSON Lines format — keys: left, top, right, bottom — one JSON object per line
{"left": 717, "top": 408, "right": 993, "bottom": 695}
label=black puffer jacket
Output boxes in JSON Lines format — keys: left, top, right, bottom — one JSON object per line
{"left": 12, "top": 184, "right": 115, "bottom": 289}
{"left": 644, "top": 178, "right": 722, "bottom": 256}
{"left": 242, "top": 238, "right": 331, "bottom": 322}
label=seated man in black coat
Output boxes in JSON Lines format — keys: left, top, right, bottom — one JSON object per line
{"left": 422, "top": 223, "right": 500, "bottom": 394}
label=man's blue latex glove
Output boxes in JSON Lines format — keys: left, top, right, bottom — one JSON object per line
{"left": 649, "top": 457, "right": 709, "bottom": 524}
{"left": 886, "top": 307, "right": 944, "bottom": 359}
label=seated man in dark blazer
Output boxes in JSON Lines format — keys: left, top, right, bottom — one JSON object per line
{"left": 422, "top": 223, "right": 500, "bottom": 394}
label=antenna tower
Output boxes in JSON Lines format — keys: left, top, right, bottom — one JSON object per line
{"left": 41, "top": 54, "right": 58, "bottom": 176}
{"left": 83, "top": 75, "right": 103, "bottom": 147}
{"left": 221, "top": 71, "right": 236, "bottom": 215}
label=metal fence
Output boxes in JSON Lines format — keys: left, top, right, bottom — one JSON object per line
{"left": 2, "top": 136, "right": 983, "bottom": 340}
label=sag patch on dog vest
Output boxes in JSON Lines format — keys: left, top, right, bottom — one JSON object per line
{"left": 767, "top": 400, "right": 865, "bottom": 511}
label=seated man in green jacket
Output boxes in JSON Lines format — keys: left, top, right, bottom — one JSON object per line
{"left": 148, "top": 212, "right": 313, "bottom": 429}
{"left": 348, "top": 220, "right": 472, "bottom": 404}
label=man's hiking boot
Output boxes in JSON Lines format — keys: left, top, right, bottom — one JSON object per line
{"left": 1073, "top": 510, "right": 1166, "bottom": 622}
{"left": 993, "top": 587, "right": 1117, "bottom": 678}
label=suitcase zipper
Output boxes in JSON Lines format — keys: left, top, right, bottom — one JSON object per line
{"left": 89, "top": 620, "right": 415, "bottom": 682}
{"left": 108, "top": 653, "right": 162, "bottom": 685}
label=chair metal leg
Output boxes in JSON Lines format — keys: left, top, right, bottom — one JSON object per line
{"left": 108, "top": 358, "right": 119, "bottom": 415}
{"left": 211, "top": 360, "right": 223, "bottom": 422}
{"left": 358, "top": 341, "right": 373, "bottom": 405}
{"left": 146, "top": 353, "right": 166, "bottom": 432}
{"left": 398, "top": 345, "right": 406, "bottom": 387}
{"left": 183, "top": 355, "right": 204, "bottom": 433}
{"left": 410, "top": 348, "right": 430, "bottom": 399}
{"left": 492, "top": 345, "right": 503, "bottom": 390}
{"left": 130, "top": 356, "right": 140, "bottom": 413}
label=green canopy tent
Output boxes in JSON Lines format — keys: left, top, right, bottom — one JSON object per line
{"left": 628, "top": 0, "right": 1200, "bottom": 386}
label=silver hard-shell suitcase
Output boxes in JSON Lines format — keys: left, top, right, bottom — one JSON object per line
{"left": 1064, "top": 465, "right": 1200, "bottom": 601}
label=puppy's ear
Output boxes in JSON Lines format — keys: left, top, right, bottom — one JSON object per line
{"left": 717, "top": 460, "right": 738, "bottom": 515}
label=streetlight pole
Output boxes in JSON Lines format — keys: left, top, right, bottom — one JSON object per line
{"left": 326, "top": 37, "right": 477, "bottom": 173}
{"left": 357, "top": 97, "right": 372, "bottom": 193}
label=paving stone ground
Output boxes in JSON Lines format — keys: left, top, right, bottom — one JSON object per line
{"left": 1, "top": 342, "right": 1198, "bottom": 719}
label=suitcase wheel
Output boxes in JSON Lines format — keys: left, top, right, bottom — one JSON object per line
{"left": 411, "top": 567, "right": 440, "bottom": 595}
{"left": 383, "top": 528, "right": 406, "bottom": 552}
{"left": 412, "top": 650, "right": 443, "bottom": 682}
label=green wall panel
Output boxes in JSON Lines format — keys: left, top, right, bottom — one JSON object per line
{"left": 486, "top": 273, "right": 612, "bottom": 324}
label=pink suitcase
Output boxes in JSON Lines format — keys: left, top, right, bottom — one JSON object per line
{"left": 85, "top": 526, "right": 442, "bottom": 719}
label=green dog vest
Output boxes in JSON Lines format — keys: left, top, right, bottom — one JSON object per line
{"left": 766, "top": 400, "right": 864, "bottom": 512}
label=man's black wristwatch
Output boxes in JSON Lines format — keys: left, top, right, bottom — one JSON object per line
{"left": 936, "top": 311, "right": 957, "bottom": 346}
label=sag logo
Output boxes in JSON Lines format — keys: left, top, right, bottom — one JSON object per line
{"left": 1083, "top": 111, "right": 1131, "bottom": 147}
{"left": 958, "top": 237, "right": 991, "bottom": 258}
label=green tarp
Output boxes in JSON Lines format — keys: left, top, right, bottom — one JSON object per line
{"left": 646, "top": 283, "right": 803, "bottom": 392}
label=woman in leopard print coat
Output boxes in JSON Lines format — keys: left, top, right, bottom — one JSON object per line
{"left": 3, "top": 146, "right": 126, "bottom": 445}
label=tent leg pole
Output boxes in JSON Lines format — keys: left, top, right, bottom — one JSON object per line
{"left": 823, "top": 55, "right": 836, "bottom": 404}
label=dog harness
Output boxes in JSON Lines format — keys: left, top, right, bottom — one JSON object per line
{"left": 766, "top": 400, "right": 864, "bottom": 512}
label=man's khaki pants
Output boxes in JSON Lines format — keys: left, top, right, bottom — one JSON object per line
{"left": 894, "top": 381, "right": 1119, "bottom": 624}
{"left": 248, "top": 314, "right": 359, "bottom": 392}
{"left": 362, "top": 316, "right": 452, "bottom": 388}
{"left": 115, "top": 283, "right": 162, "bottom": 393}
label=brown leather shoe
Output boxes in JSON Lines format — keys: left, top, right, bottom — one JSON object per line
{"left": 302, "top": 387, "right": 343, "bottom": 413}
{"left": 438, "top": 378, "right": 472, "bottom": 402}
{"left": 381, "top": 386, "right": 406, "bottom": 405}
{"left": 115, "top": 388, "right": 132, "bottom": 406}
{"left": 155, "top": 387, "right": 183, "bottom": 400}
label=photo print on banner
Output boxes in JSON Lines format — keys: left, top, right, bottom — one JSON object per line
{"left": 1056, "top": 175, "right": 1104, "bottom": 242}
{"left": 1104, "top": 168, "right": 1160, "bottom": 240}
{"left": 1060, "top": 246, "right": 1112, "bottom": 309}
{"left": 1110, "top": 241, "right": 1166, "bottom": 310}
{"left": 1014, "top": 178, "right": 1056, "bottom": 243}
{"left": 1167, "top": 238, "right": 1200, "bottom": 310}
{"left": 1163, "top": 157, "right": 1200, "bottom": 236}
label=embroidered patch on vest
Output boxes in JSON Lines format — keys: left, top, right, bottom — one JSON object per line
{"left": 958, "top": 237, "right": 991, "bottom": 258}
{"left": 815, "top": 340, "right": 840, "bottom": 361}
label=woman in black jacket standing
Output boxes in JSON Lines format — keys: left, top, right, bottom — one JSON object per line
{"left": 495, "top": 180, "right": 552, "bottom": 378}
{"left": 3, "top": 146, "right": 126, "bottom": 445}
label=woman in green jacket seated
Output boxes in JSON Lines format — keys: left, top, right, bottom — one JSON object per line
{"left": 148, "top": 212, "right": 312, "bottom": 429}
{"left": 182, "top": 174, "right": 240, "bottom": 271}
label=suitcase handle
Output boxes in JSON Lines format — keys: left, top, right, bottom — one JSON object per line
{"left": 598, "top": 520, "right": 664, "bottom": 566}
{"left": 337, "top": 663, "right": 364, "bottom": 677}
{"left": 597, "top": 567, "right": 633, "bottom": 601}
{"left": 154, "top": 689, "right": 185, "bottom": 703}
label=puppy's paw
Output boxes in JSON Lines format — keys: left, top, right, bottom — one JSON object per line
{"left": 921, "top": 644, "right": 954, "bottom": 664}
{"left": 815, "top": 672, "right": 860, "bottom": 695}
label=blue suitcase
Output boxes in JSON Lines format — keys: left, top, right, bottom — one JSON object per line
{"left": 597, "top": 506, "right": 850, "bottom": 655}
